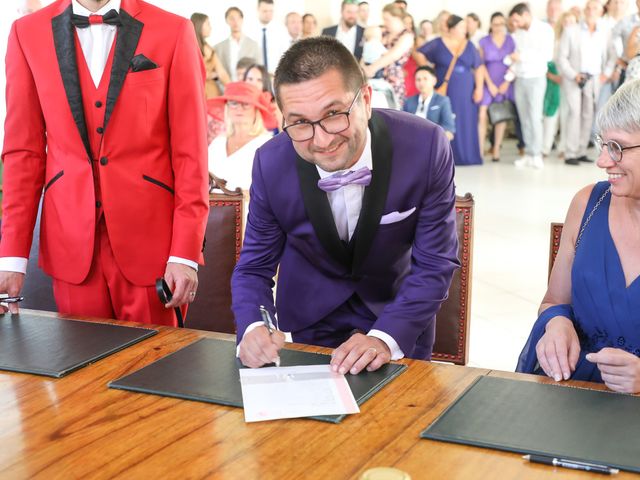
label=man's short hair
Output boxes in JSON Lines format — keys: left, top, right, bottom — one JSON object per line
{"left": 415, "top": 65, "right": 436, "bottom": 78}
{"left": 225, "top": 7, "right": 243, "bottom": 19}
{"left": 274, "top": 37, "right": 365, "bottom": 109}
{"left": 258, "top": 0, "right": 274, "bottom": 6}
{"left": 342, "top": 0, "right": 358, "bottom": 8}
{"left": 509, "top": 3, "right": 530, "bottom": 16}
{"left": 358, "top": 1, "right": 369, "bottom": 5}
{"left": 394, "top": 0, "right": 408, "bottom": 7}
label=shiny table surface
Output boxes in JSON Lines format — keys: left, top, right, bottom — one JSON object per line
{"left": 0, "top": 311, "right": 634, "bottom": 479}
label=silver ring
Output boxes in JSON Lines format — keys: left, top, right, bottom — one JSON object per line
{"left": 368, "top": 347, "right": 377, "bottom": 355}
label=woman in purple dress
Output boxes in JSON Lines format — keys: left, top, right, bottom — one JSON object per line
{"left": 418, "top": 15, "right": 484, "bottom": 166}
{"left": 478, "top": 12, "right": 516, "bottom": 162}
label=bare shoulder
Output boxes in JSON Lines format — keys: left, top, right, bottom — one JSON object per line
{"left": 563, "top": 184, "right": 598, "bottom": 241}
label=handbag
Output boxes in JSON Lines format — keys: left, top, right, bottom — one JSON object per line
{"left": 435, "top": 41, "right": 467, "bottom": 96}
{"left": 487, "top": 99, "right": 516, "bottom": 125}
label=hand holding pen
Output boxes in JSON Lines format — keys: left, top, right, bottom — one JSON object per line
{"left": 237, "top": 305, "right": 285, "bottom": 368}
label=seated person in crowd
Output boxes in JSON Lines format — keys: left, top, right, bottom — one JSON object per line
{"left": 232, "top": 37, "right": 459, "bottom": 374}
{"left": 403, "top": 66, "right": 455, "bottom": 140}
{"left": 361, "top": 25, "right": 387, "bottom": 79}
{"left": 207, "top": 82, "right": 275, "bottom": 191}
{"left": 516, "top": 80, "right": 640, "bottom": 394}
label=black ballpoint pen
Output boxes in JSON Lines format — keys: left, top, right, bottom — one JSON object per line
{"left": 523, "top": 454, "right": 619, "bottom": 475}
{"left": 0, "top": 296, "right": 24, "bottom": 304}
{"left": 259, "top": 305, "right": 280, "bottom": 367}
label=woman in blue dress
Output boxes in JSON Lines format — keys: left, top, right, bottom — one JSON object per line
{"left": 516, "top": 80, "right": 640, "bottom": 393}
{"left": 417, "top": 15, "right": 484, "bottom": 166}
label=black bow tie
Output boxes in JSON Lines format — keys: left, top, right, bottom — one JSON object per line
{"left": 71, "top": 9, "right": 121, "bottom": 28}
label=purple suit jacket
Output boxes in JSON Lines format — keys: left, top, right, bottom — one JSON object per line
{"left": 231, "top": 109, "right": 459, "bottom": 359}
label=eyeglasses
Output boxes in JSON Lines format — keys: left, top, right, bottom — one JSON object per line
{"left": 595, "top": 134, "right": 640, "bottom": 163}
{"left": 227, "top": 100, "right": 251, "bottom": 110}
{"left": 283, "top": 88, "right": 363, "bottom": 142}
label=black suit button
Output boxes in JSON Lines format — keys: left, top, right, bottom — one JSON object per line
{"left": 95, "top": 201, "right": 102, "bottom": 208}
{"left": 100, "top": 157, "right": 108, "bottom": 166}
{"left": 96, "top": 127, "right": 104, "bottom": 134}
{"left": 95, "top": 101, "right": 103, "bottom": 108}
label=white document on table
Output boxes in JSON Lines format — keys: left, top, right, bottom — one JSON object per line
{"left": 239, "top": 364, "right": 360, "bottom": 422}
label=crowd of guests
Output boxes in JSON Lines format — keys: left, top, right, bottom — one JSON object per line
{"left": 192, "top": 0, "right": 640, "bottom": 177}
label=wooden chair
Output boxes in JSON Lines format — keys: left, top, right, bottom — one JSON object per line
{"left": 431, "top": 193, "right": 474, "bottom": 365}
{"left": 185, "top": 175, "right": 243, "bottom": 332}
{"left": 548, "top": 223, "right": 564, "bottom": 281}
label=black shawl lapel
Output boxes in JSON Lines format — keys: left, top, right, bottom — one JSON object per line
{"left": 52, "top": 5, "right": 91, "bottom": 160}
{"left": 103, "top": 9, "right": 143, "bottom": 130}
{"left": 295, "top": 155, "right": 352, "bottom": 269}
{"left": 351, "top": 111, "right": 392, "bottom": 275}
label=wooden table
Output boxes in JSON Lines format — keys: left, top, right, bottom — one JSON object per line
{"left": 0, "top": 313, "right": 634, "bottom": 479}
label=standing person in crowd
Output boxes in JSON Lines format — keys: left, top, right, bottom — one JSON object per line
{"left": 358, "top": 1, "right": 370, "bottom": 27}
{"left": 557, "top": 0, "right": 616, "bottom": 165}
{"left": 302, "top": 13, "right": 318, "bottom": 38}
{"left": 545, "top": 0, "right": 564, "bottom": 25}
{"left": 541, "top": 11, "right": 571, "bottom": 159}
{"left": 478, "top": 12, "right": 516, "bottom": 162}
{"left": 362, "top": 3, "right": 414, "bottom": 108}
{"left": 418, "top": 15, "right": 484, "bottom": 165}
{"left": 191, "top": 13, "right": 230, "bottom": 98}
{"left": 509, "top": 3, "right": 555, "bottom": 169}
{"left": 208, "top": 82, "right": 275, "bottom": 192}
{"left": 417, "top": 19, "right": 436, "bottom": 47}
{"left": 322, "top": 0, "right": 365, "bottom": 61}
{"left": 466, "top": 13, "right": 484, "bottom": 47}
{"left": 403, "top": 66, "right": 456, "bottom": 140}
{"left": 285, "top": 12, "right": 302, "bottom": 44}
{"left": 256, "top": 0, "right": 291, "bottom": 75}
{"left": 214, "top": 7, "right": 261, "bottom": 82}
{"left": 394, "top": 0, "right": 407, "bottom": 10}
{"left": 403, "top": 13, "right": 419, "bottom": 98}
{"left": 517, "top": 80, "right": 640, "bottom": 393}
{"left": 611, "top": 0, "right": 640, "bottom": 81}
{"left": 599, "top": 0, "right": 627, "bottom": 102}
{"left": 433, "top": 10, "right": 451, "bottom": 38}
{"left": 0, "top": 0, "right": 209, "bottom": 322}
{"left": 233, "top": 36, "right": 459, "bottom": 372}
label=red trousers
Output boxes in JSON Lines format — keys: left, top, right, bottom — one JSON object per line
{"left": 53, "top": 220, "right": 177, "bottom": 326}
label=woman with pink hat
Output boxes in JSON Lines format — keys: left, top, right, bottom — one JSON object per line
{"left": 207, "top": 82, "right": 277, "bottom": 191}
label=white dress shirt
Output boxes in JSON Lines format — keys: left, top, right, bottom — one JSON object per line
{"left": 0, "top": 0, "right": 197, "bottom": 274}
{"left": 241, "top": 129, "right": 405, "bottom": 361}
{"left": 414, "top": 94, "right": 433, "bottom": 118}
{"left": 335, "top": 23, "right": 358, "bottom": 55}
{"left": 256, "top": 21, "right": 290, "bottom": 74}
{"left": 229, "top": 37, "right": 241, "bottom": 81}
{"left": 512, "top": 18, "right": 554, "bottom": 78}
{"left": 579, "top": 22, "right": 607, "bottom": 76}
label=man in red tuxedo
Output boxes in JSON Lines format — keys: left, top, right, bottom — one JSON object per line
{"left": 0, "top": 0, "right": 209, "bottom": 325}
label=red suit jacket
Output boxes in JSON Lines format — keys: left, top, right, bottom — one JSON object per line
{"left": 1, "top": 0, "right": 209, "bottom": 286}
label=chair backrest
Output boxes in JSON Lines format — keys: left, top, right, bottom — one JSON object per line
{"left": 548, "top": 222, "right": 564, "bottom": 281}
{"left": 185, "top": 192, "right": 243, "bottom": 333}
{"left": 431, "top": 193, "right": 474, "bottom": 365}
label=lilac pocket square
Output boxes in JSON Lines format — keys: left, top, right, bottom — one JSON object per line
{"left": 380, "top": 207, "right": 417, "bottom": 225}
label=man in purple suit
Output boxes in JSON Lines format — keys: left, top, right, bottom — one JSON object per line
{"left": 232, "top": 36, "right": 459, "bottom": 374}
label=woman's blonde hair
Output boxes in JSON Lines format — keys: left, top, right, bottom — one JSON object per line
{"left": 225, "top": 104, "right": 267, "bottom": 137}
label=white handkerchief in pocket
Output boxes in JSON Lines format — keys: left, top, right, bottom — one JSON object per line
{"left": 379, "top": 207, "right": 417, "bottom": 225}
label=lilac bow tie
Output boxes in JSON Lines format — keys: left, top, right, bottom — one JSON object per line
{"left": 317, "top": 166, "right": 372, "bottom": 192}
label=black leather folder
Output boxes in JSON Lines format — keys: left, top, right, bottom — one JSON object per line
{"left": 0, "top": 313, "right": 157, "bottom": 378}
{"left": 109, "top": 338, "right": 407, "bottom": 423}
{"left": 421, "top": 376, "right": 640, "bottom": 473}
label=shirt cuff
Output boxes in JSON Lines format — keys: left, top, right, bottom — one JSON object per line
{"left": 167, "top": 256, "right": 198, "bottom": 271}
{"left": 236, "top": 321, "right": 292, "bottom": 357}
{"left": 368, "top": 329, "right": 404, "bottom": 360}
{"left": 0, "top": 257, "right": 28, "bottom": 274}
